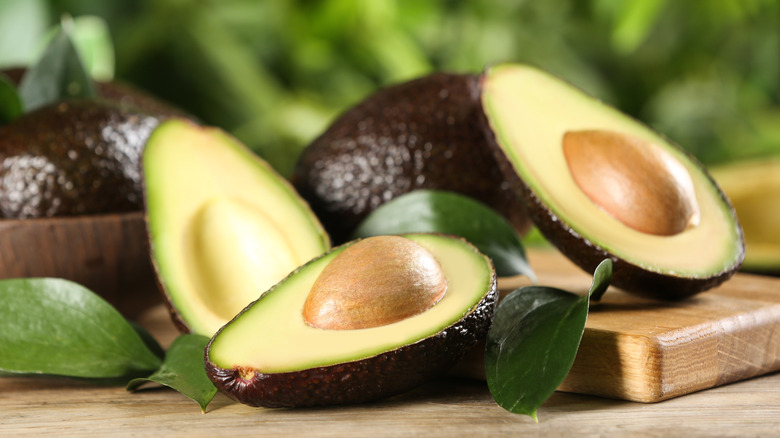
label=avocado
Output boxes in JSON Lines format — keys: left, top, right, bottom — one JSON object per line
{"left": 0, "top": 69, "right": 187, "bottom": 317}
{"left": 711, "top": 158, "right": 780, "bottom": 273}
{"left": 0, "top": 99, "right": 166, "bottom": 218}
{"left": 0, "top": 67, "right": 188, "bottom": 218}
{"left": 205, "top": 233, "right": 497, "bottom": 408}
{"left": 479, "top": 64, "right": 744, "bottom": 298}
{"left": 292, "top": 73, "right": 530, "bottom": 244}
{"left": 143, "top": 119, "right": 330, "bottom": 336}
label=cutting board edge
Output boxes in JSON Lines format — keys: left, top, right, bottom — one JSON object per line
{"left": 559, "top": 302, "right": 780, "bottom": 402}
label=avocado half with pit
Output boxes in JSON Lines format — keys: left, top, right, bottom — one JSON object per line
{"left": 205, "top": 233, "right": 497, "bottom": 408}
{"left": 143, "top": 119, "right": 330, "bottom": 335}
{"left": 480, "top": 64, "right": 744, "bottom": 298}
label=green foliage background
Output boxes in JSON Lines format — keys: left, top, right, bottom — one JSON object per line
{"left": 2, "top": 0, "right": 778, "bottom": 176}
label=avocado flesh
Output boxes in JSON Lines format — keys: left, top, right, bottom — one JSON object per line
{"left": 481, "top": 64, "right": 744, "bottom": 297}
{"left": 205, "top": 233, "right": 497, "bottom": 407}
{"left": 711, "top": 159, "right": 780, "bottom": 272}
{"left": 144, "top": 119, "right": 329, "bottom": 336}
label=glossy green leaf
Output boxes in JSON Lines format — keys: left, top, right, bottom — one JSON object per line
{"left": 352, "top": 189, "right": 535, "bottom": 280}
{"left": 128, "top": 334, "right": 217, "bottom": 412}
{"left": 17, "top": 16, "right": 96, "bottom": 112}
{"left": 130, "top": 321, "right": 166, "bottom": 361}
{"left": 485, "top": 259, "right": 612, "bottom": 421}
{"left": 0, "top": 74, "right": 23, "bottom": 124}
{"left": 0, "top": 278, "right": 162, "bottom": 380}
{"left": 69, "top": 15, "right": 115, "bottom": 81}
{"left": 589, "top": 259, "right": 613, "bottom": 301}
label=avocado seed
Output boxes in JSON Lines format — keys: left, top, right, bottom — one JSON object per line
{"left": 303, "top": 235, "right": 447, "bottom": 330}
{"left": 563, "top": 129, "right": 700, "bottom": 236}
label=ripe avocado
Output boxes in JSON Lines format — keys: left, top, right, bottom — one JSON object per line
{"left": 711, "top": 158, "right": 780, "bottom": 273}
{"left": 143, "top": 119, "right": 330, "bottom": 336}
{"left": 292, "top": 73, "right": 530, "bottom": 244}
{"left": 0, "top": 99, "right": 165, "bottom": 218}
{"left": 480, "top": 64, "right": 744, "bottom": 298}
{"left": 0, "top": 68, "right": 187, "bottom": 218}
{"left": 205, "top": 233, "right": 497, "bottom": 408}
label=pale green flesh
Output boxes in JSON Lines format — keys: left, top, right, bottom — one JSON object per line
{"left": 482, "top": 64, "right": 742, "bottom": 277}
{"left": 712, "top": 159, "right": 780, "bottom": 271}
{"left": 144, "top": 120, "right": 329, "bottom": 336}
{"left": 208, "top": 234, "right": 493, "bottom": 374}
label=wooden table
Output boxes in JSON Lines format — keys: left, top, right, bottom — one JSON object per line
{"left": 2, "top": 250, "right": 780, "bottom": 437}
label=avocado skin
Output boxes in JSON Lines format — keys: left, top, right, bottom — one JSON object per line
{"left": 292, "top": 73, "right": 530, "bottom": 244}
{"left": 205, "top": 261, "right": 498, "bottom": 408}
{"left": 0, "top": 99, "right": 165, "bottom": 218}
{"left": 476, "top": 79, "right": 745, "bottom": 299}
{"left": 0, "top": 67, "right": 189, "bottom": 218}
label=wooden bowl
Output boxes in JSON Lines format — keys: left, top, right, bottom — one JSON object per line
{"left": 0, "top": 212, "right": 161, "bottom": 317}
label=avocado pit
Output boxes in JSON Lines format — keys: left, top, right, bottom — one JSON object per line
{"left": 562, "top": 129, "right": 700, "bottom": 236}
{"left": 303, "top": 235, "right": 447, "bottom": 330}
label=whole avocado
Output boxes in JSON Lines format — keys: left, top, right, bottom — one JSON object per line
{"left": 292, "top": 73, "right": 531, "bottom": 243}
{"left": 0, "top": 100, "right": 162, "bottom": 217}
{"left": 0, "top": 68, "right": 188, "bottom": 218}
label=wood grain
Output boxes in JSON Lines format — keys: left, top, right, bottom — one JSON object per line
{"left": 487, "top": 249, "right": 780, "bottom": 402}
{"left": 0, "top": 212, "right": 162, "bottom": 316}
{"left": 2, "top": 249, "right": 780, "bottom": 436}
{"left": 1, "top": 301, "right": 779, "bottom": 437}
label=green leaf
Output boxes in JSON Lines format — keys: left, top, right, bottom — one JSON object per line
{"left": 130, "top": 321, "right": 166, "bottom": 360}
{"left": 609, "top": 0, "right": 669, "bottom": 55}
{"left": 0, "top": 0, "right": 49, "bottom": 67}
{"left": 0, "top": 74, "right": 23, "bottom": 124}
{"left": 69, "top": 15, "right": 115, "bottom": 81}
{"left": 485, "top": 259, "right": 612, "bottom": 421}
{"left": 352, "top": 190, "right": 535, "bottom": 280}
{"left": 127, "top": 334, "right": 217, "bottom": 412}
{"left": 589, "top": 259, "right": 613, "bottom": 301}
{"left": 17, "top": 16, "right": 96, "bottom": 112}
{"left": 0, "top": 278, "right": 162, "bottom": 381}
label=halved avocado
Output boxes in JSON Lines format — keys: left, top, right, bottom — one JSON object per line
{"left": 205, "top": 233, "right": 497, "bottom": 408}
{"left": 711, "top": 158, "right": 780, "bottom": 273}
{"left": 292, "top": 73, "right": 530, "bottom": 244}
{"left": 480, "top": 64, "right": 744, "bottom": 298}
{"left": 143, "top": 119, "right": 330, "bottom": 335}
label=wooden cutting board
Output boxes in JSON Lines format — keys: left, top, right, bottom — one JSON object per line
{"left": 480, "top": 249, "right": 780, "bottom": 403}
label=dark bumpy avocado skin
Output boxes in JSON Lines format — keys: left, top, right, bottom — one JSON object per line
{"left": 205, "top": 268, "right": 498, "bottom": 408}
{"left": 0, "top": 100, "right": 162, "bottom": 218}
{"left": 476, "top": 82, "right": 744, "bottom": 299}
{"left": 292, "top": 73, "right": 529, "bottom": 244}
{"left": 0, "top": 67, "right": 188, "bottom": 218}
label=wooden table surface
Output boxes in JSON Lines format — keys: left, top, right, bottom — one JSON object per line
{"left": 3, "top": 249, "right": 780, "bottom": 437}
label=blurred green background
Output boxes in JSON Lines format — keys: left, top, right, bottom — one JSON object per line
{"left": 1, "top": 0, "right": 778, "bottom": 177}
